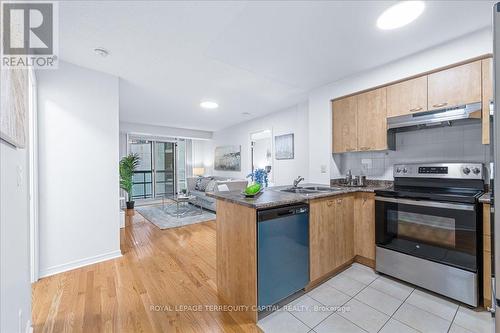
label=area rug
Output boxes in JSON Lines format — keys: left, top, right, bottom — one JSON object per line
{"left": 136, "top": 204, "right": 216, "bottom": 230}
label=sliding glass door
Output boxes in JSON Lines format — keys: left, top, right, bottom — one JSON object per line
{"left": 129, "top": 138, "right": 187, "bottom": 199}
{"left": 154, "top": 142, "right": 176, "bottom": 197}
{"left": 129, "top": 140, "right": 153, "bottom": 199}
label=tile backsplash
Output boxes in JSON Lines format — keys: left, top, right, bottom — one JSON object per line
{"left": 331, "top": 122, "right": 489, "bottom": 180}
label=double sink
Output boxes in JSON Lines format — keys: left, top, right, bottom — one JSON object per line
{"left": 280, "top": 186, "right": 345, "bottom": 194}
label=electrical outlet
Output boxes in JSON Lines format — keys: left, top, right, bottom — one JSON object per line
{"left": 361, "top": 159, "right": 373, "bottom": 169}
{"left": 320, "top": 165, "right": 327, "bottom": 173}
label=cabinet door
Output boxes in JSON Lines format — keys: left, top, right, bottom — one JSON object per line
{"left": 484, "top": 204, "right": 492, "bottom": 308}
{"left": 428, "top": 61, "right": 481, "bottom": 110}
{"left": 387, "top": 76, "right": 427, "bottom": 117}
{"left": 309, "top": 198, "right": 337, "bottom": 281}
{"left": 482, "top": 58, "right": 492, "bottom": 145}
{"left": 357, "top": 87, "right": 387, "bottom": 151}
{"left": 332, "top": 96, "right": 358, "bottom": 153}
{"left": 335, "top": 195, "right": 354, "bottom": 267}
{"left": 354, "top": 193, "right": 375, "bottom": 263}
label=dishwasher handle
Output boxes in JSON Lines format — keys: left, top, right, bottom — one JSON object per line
{"left": 257, "top": 204, "right": 309, "bottom": 222}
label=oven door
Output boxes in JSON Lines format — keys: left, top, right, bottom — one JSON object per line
{"left": 375, "top": 196, "right": 478, "bottom": 272}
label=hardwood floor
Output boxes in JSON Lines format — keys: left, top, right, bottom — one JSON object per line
{"left": 32, "top": 214, "right": 261, "bottom": 333}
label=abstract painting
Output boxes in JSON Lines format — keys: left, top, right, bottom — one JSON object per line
{"left": 0, "top": 68, "right": 28, "bottom": 148}
{"left": 275, "top": 133, "right": 294, "bottom": 160}
{"left": 214, "top": 145, "right": 241, "bottom": 171}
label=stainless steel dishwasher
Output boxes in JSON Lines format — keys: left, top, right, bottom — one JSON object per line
{"left": 257, "top": 204, "right": 309, "bottom": 310}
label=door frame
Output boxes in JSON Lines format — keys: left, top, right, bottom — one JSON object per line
{"left": 28, "top": 68, "right": 39, "bottom": 283}
{"left": 249, "top": 129, "right": 274, "bottom": 182}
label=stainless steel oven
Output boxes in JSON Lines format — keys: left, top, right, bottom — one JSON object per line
{"left": 375, "top": 162, "right": 484, "bottom": 307}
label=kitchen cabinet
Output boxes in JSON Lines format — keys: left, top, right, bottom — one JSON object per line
{"left": 428, "top": 61, "right": 482, "bottom": 111}
{"left": 387, "top": 76, "right": 427, "bottom": 118}
{"left": 482, "top": 58, "right": 492, "bottom": 145}
{"left": 357, "top": 87, "right": 387, "bottom": 151}
{"left": 354, "top": 193, "right": 375, "bottom": 266}
{"left": 332, "top": 96, "right": 358, "bottom": 153}
{"left": 484, "top": 203, "right": 492, "bottom": 309}
{"left": 310, "top": 195, "right": 354, "bottom": 282}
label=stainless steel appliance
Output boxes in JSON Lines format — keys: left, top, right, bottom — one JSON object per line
{"left": 387, "top": 102, "right": 482, "bottom": 131}
{"left": 257, "top": 204, "right": 309, "bottom": 312}
{"left": 375, "top": 162, "right": 484, "bottom": 307}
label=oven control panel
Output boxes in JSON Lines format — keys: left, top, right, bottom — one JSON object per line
{"left": 393, "top": 163, "right": 483, "bottom": 179}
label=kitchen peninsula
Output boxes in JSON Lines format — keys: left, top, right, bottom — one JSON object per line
{"left": 207, "top": 183, "right": 390, "bottom": 323}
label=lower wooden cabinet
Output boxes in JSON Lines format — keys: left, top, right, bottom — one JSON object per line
{"left": 484, "top": 203, "right": 492, "bottom": 309}
{"left": 309, "top": 195, "right": 354, "bottom": 282}
{"left": 354, "top": 193, "right": 375, "bottom": 265}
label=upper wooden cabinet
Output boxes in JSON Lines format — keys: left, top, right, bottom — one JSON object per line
{"left": 357, "top": 87, "right": 387, "bottom": 151}
{"left": 427, "top": 61, "right": 482, "bottom": 110}
{"left": 387, "top": 76, "right": 427, "bottom": 118}
{"left": 482, "top": 58, "right": 492, "bottom": 145}
{"left": 332, "top": 96, "right": 358, "bottom": 153}
{"left": 332, "top": 56, "right": 491, "bottom": 154}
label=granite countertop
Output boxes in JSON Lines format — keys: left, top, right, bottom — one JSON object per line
{"left": 206, "top": 182, "right": 392, "bottom": 209}
{"left": 480, "top": 192, "right": 491, "bottom": 204}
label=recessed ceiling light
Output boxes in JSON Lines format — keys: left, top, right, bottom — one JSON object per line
{"left": 93, "top": 47, "right": 109, "bottom": 57}
{"left": 377, "top": 1, "right": 425, "bottom": 30}
{"left": 200, "top": 101, "right": 219, "bottom": 109}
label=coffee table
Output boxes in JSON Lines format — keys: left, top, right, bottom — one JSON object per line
{"left": 164, "top": 194, "right": 203, "bottom": 218}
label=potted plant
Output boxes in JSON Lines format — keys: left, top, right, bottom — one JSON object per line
{"left": 119, "top": 153, "right": 140, "bottom": 210}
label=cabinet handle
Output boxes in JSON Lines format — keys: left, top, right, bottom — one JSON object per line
{"left": 409, "top": 107, "right": 422, "bottom": 112}
{"left": 327, "top": 200, "right": 334, "bottom": 207}
{"left": 432, "top": 102, "right": 448, "bottom": 108}
{"left": 359, "top": 146, "right": 370, "bottom": 151}
{"left": 337, "top": 198, "right": 343, "bottom": 204}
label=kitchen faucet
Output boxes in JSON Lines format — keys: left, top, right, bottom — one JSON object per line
{"left": 293, "top": 176, "right": 305, "bottom": 188}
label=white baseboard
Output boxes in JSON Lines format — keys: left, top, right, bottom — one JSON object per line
{"left": 25, "top": 320, "right": 33, "bottom": 333}
{"left": 39, "top": 250, "right": 122, "bottom": 278}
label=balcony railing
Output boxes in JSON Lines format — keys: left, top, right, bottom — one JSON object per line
{"left": 132, "top": 170, "right": 176, "bottom": 199}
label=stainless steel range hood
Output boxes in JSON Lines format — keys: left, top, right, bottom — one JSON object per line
{"left": 387, "top": 102, "right": 482, "bottom": 131}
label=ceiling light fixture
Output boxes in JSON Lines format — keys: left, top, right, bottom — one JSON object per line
{"left": 377, "top": 1, "right": 425, "bottom": 30}
{"left": 93, "top": 47, "right": 109, "bottom": 57}
{"left": 200, "top": 101, "right": 219, "bottom": 109}
{"left": 242, "top": 112, "right": 251, "bottom": 116}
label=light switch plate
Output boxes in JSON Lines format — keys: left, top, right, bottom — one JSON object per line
{"left": 320, "top": 165, "right": 327, "bottom": 173}
{"left": 16, "top": 165, "right": 23, "bottom": 187}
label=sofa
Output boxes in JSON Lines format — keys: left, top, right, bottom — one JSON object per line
{"left": 187, "top": 176, "right": 248, "bottom": 212}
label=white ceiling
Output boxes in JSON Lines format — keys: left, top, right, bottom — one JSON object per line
{"left": 59, "top": 1, "right": 494, "bottom": 131}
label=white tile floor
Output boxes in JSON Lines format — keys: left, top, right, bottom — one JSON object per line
{"left": 258, "top": 263, "right": 495, "bottom": 333}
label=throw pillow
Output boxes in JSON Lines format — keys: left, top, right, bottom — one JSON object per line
{"left": 194, "top": 176, "right": 213, "bottom": 191}
{"left": 205, "top": 180, "right": 217, "bottom": 192}
{"left": 194, "top": 176, "right": 204, "bottom": 191}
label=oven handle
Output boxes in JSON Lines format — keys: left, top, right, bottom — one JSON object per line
{"left": 374, "top": 196, "right": 475, "bottom": 211}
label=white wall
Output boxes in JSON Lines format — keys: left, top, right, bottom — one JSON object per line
{"left": 308, "top": 28, "right": 493, "bottom": 184}
{"left": 208, "top": 102, "right": 309, "bottom": 186}
{"left": 37, "top": 61, "right": 121, "bottom": 277}
{"left": 0, "top": 74, "right": 31, "bottom": 332}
